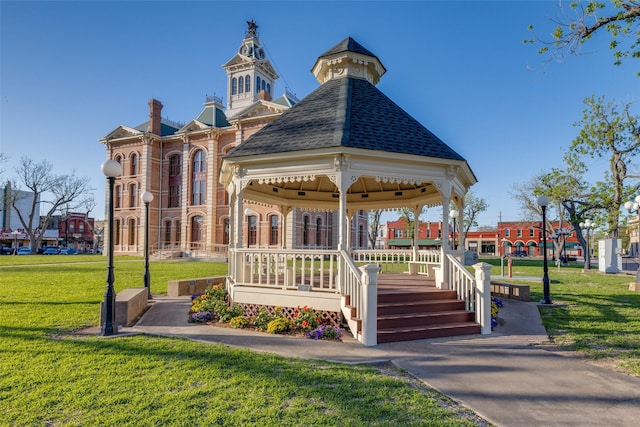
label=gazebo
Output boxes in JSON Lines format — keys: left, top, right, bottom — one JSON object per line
{"left": 219, "top": 37, "right": 491, "bottom": 346}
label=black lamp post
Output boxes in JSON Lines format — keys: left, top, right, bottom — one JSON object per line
{"left": 101, "top": 159, "right": 122, "bottom": 336}
{"left": 624, "top": 195, "right": 640, "bottom": 284}
{"left": 141, "top": 190, "right": 154, "bottom": 299}
{"left": 449, "top": 209, "right": 459, "bottom": 250}
{"left": 537, "top": 195, "right": 552, "bottom": 305}
{"left": 579, "top": 219, "right": 594, "bottom": 270}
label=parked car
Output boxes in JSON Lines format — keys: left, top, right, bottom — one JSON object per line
{"left": 0, "top": 246, "right": 15, "bottom": 255}
{"left": 511, "top": 250, "right": 528, "bottom": 257}
{"left": 59, "top": 248, "right": 78, "bottom": 255}
{"left": 43, "top": 247, "right": 60, "bottom": 255}
{"left": 17, "top": 247, "right": 32, "bottom": 255}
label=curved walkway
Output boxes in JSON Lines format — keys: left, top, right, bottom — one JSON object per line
{"left": 128, "top": 297, "right": 640, "bottom": 427}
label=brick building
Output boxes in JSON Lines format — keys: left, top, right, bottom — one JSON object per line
{"left": 384, "top": 217, "right": 582, "bottom": 259}
{"left": 99, "top": 22, "right": 366, "bottom": 257}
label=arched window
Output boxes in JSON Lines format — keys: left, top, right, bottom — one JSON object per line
{"left": 191, "top": 150, "right": 206, "bottom": 205}
{"left": 245, "top": 74, "right": 251, "bottom": 93}
{"left": 113, "top": 219, "right": 121, "bottom": 246}
{"left": 266, "top": 83, "right": 271, "bottom": 94}
{"left": 191, "top": 216, "right": 203, "bottom": 245}
{"left": 168, "top": 154, "right": 182, "bottom": 208}
{"left": 175, "top": 220, "right": 181, "bottom": 243}
{"left": 303, "top": 215, "right": 309, "bottom": 246}
{"left": 256, "top": 76, "right": 261, "bottom": 93}
{"left": 114, "top": 186, "right": 122, "bottom": 209}
{"left": 238, "top": 76, "right": 244, "bottom": 94}
{"left": 270, "top": 215, "right": 278, "bottom": 245}
{"left": 248, "top": 215, "right": 257, "bottom": 246}
{"left": 316, "top": 217, "right": 323, "bottom": 247}
{"left": 164, "top": 220, "right": 172, "bottom": 245}
{"left": 130, "top": 153, "right": 138, "bottom": 175}
{"left": 129, "top": 183, "right": 137, "bottom": 208}
{"left": 223, "top": 218, "right": 230, "bottom": 245}
{"left": 261, "top": 80, "right": 266, "bottom": 92}
{"left": 128, "top": 218, "right": 136, "bottom": 245}
{"left": 231, "top": 77, "right": 237, "bottom": 95}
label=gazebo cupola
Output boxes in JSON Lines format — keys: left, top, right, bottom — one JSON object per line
{"left": 311, "top": 37, "right": 387, "bottom": 85}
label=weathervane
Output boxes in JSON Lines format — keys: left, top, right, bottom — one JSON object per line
{"left": 246, "top": 19, "right": 258, "bottom": 38}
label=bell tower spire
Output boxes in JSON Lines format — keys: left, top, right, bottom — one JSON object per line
{"left": 223, "top": 20, "right": 279, "bottom": 118}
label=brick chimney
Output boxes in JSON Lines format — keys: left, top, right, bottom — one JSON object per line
{"left": 258, "top": 90, "right": 272, "bottom": 102}
{"left": 148, "top": 99, "right": 163, "bottom": 135}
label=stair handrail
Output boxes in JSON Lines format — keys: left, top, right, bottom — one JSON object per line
{"left": 445, "top": 253, "right": 491, "bottom": 334}
{"left": 339, "top": 250, "right": 378, "bottom": 345}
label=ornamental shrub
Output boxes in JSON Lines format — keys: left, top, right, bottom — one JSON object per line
{"left": 217, "top": 303, "right": 244, "bottom": 323}
{"left": 229, "top": 316, "right": 249, "bottom": 329}
{"left": 252, "top": 308, "right": 274, "bottom": 330}
{"left": 189, "top": 311, "right": 215, "bottom": 323}
{"left": 267, "top": 317, "right": 291, "bottom": 334}
{"left": 293, "top": 305, "right": 321, "bottom": 332}
{"left": 306, "top": 324, "right": 343, "bottom": 341}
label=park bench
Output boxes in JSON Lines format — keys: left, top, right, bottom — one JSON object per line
{"left": 490, "top": 282, "right": 530, "bottom": 301}
{"left": 167, "top": 276, "right": 226, "bottom": 297}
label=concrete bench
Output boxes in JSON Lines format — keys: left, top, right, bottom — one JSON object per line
{"left": 100, "top": 288, "right": 148, "bottom": 328}
{"left": 491, "top": 282, "right": 530, "bottom": 301}
{"left": 167, "top": 276, "right": 226, "bottom": 297}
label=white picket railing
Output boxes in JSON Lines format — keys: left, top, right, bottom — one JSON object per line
{"left": 445, "top": 253, "right": 491, "bottom": 334}
{"left": 233, "top": 248, "right": 340, "bottom": 291}
{"left": 351, "top": 249, "right": 440, "bottom": 275}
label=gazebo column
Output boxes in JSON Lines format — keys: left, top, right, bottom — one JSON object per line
{"left": 278, "top": 205, "right": 291, "bottom": 249}
{"left": 412, "top": 205, "right": 422, "bottom": 260}
{"left": 438, "top": 172, "right": 454, "bottom": 290}
{"left": 231, "top": 177, "right": 245, "bottom": 283}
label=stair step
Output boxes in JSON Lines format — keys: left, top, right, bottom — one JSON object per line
{"left": 377, "top": 322, "right": 481, "bottom": 343}
{"left": 378, "top": 290, "right": 457, "bottom": 303}
{"left": 377, "top": 310, "right": 475, "bottom": 329}
{"left": 378, "top": 299, "right": 466, "bottom": 315}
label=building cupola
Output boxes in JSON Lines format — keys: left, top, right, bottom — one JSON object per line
{"left": 223, "top": 20, "right": 279, "bottom": 118}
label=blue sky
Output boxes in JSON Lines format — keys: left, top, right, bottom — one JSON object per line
{"left": 1, "top": 1, "right": 637, "bottom": 225}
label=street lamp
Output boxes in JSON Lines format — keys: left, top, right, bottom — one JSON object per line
{"left": 537, "top": 195, "right": 552, "bottom": 305}
{"left": 624, "top": 195, "right": 640, "bottom": 284}
{"left": 449, "top": 209, "right": 459, "bottom": 250}
{"left": 11, "top": 230, "right": 19, "bottom": 255}
{"left": 101, "top": 159, "right": 122, "bottom": 336}
{"left": 141, "top": 190, "right": 154, "bottom": 299}
{"left": 579, "top": 219, "right": 595, "bottom": 270}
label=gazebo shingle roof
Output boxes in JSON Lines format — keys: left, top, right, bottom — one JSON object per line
{"left": 224, "top": 76, "right": 465, "bottom": 161}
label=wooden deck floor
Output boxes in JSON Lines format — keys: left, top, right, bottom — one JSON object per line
{"left": 377, "top": 274, "right": 438, "bottom": 293}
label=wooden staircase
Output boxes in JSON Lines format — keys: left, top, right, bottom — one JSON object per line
{"left": 375, "top": 275, "right": 481, "bottom": 343}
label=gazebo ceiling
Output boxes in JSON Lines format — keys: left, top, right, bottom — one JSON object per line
{"left": 242, "top": 172, "right": 444, "bottom": 211}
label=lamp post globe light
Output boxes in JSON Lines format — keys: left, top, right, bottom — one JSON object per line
{"left": 537, "top": 195, "right": 552, "bottom": 305}
{"left": 449, "top": 209, "right": 459, "bottom": 250}
{"left": 624, "top": 195, "right": 640, "bottom": 284}
{"left": 101, "top": 159, "right": 122, "bottom": 336}
{"left": 141, "top": 190, "right": 154, "bottom": 299}
{"left": 579, "top": 219, "right": 595, "bottom": 270}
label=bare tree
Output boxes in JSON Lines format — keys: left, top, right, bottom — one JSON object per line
{"left": 367, "top": 210, "right": 383, "bottom": 249}
{"left": 460, "top": 191, "right": 489, "bottom": 238}
{"left": 10, "top": 157, "right": 93, "bottom": 253}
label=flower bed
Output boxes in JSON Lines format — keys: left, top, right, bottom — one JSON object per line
{"left": 189, "top": 285, "right": 343, "bottom": 341}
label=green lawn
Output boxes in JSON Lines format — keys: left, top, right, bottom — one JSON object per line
{"left": 480, "top": 257, "right": 640, "bottom": 376}
{"left": 0, "top": 256, "right": 486, "bottom": 426}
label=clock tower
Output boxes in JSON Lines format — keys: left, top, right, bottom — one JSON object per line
{"left": 223, "top": 20, "right": 279, "bottom": 118}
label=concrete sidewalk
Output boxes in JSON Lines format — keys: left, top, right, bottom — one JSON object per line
{"left": 128, "top": 297, "right": 640, "bottom": 427}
